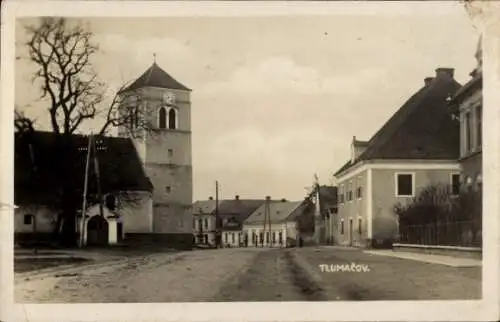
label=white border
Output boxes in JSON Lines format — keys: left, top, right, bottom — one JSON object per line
{"left": 2, "top": 1, "right": 499, "bottom": 322}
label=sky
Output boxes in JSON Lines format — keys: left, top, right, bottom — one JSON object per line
{"left": 15, "top": 5, "right": 480, "bottom": 202}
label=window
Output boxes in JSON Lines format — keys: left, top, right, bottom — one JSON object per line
{"left": 225, "top": 233, "right": 228, "bottom": 243}
{"left": 24, "top": 214, "right": 32, "bottom": 225}
{"left": 193, "top": 218, "right": 196, "bottom": 229}
{"left": 158, "top": 107, "right": 167, "bottom": 129}
{"left": 231, "top": 233, "right": 235, "bottom": 243}
{"left": 476, "top": 173, "right": 482, "bottom": 190}
{"left": 356, "top": 177, "right": 363, "bottom": 199}
{"left": 259, "top": 232, "right": 264, "bottom": 243}
{"left": 198, "top": 219, "right": 203, "bottom": 231}
{"left": 105, "top": 194, "right": 116, "bottom": 210}
{"left": 450, "top": 173, "right": 460, "bottom": 195}
{"left": 340, "top": 219, "right": 344, "bottom": 235}
{"left": 266, "top": 232, "right": 270, "bottom": 243}
{"left": 204, "top": 234, "right": 208, "bottom": 244}
{"left": 396, "top": 173, "right": 414, "bottom": 197}
{"left": 339, "top": 185, "right": 345, "bottom": 204}
{"left": 129, "top": 107, "right": 139, "bottom": 130}
{"left": 168, "top": 108, "right": 177, "bottom": 130}
{"left": 278, "top": 231, "right": 283, "bottom": 244}
{"left": 476, "top": 104, "right": 482, "bottom": 147}
{"left": 358, "top": 218, "right": 362, "bottom": 234}
{"left": 464, "top": 111, "right": 473, "bottom": 153}
{"left": 168, "top": 149, "right": 173, "bottom": 158}
{"left": 272, "top": 231, "right": 276, "bottom": 243}
{"left": 204, "top": 218, "right": 208, "bottom": 229}
{"left": 166, "top": 186, "right": 171, "bottom": 193}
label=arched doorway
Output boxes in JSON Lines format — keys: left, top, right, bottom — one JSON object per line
{"left": 87, "top": 216, "right": 109, "bottom": 246}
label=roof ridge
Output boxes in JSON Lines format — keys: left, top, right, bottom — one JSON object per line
{"left": 144, "top": 63, "right": 155, "bottom": 84}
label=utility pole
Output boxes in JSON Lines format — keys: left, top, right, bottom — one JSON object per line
{"left": 79, "top": 134, "right": 93, "bottom": 248}
{"left": 93, "top": 137, "right": 106, "bottom": 219}
{"left": 263, "top": 196, "right": 271, "bottom": 247}
{"left": 215, "top": 180, "right": 220, "bottom": 248}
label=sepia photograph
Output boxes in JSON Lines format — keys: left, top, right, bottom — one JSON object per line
{"left": 2, "top": 1, "right": 500, "bottom": 321}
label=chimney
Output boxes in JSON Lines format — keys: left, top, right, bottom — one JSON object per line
{"left": 424, "top": 77, "right": 434, "bottom": 86}
{"left": 235, "top": 195, "right": 240, "bottom": 200}
{"left": 435, "top": 68, "right": 454, "bottom": 79}
{"left": 209, "top": 196, "right": 213, "bottom": 200}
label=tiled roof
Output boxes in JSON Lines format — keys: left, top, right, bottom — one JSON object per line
{"left": 244, "top": 200, "right": 305, "bottom": 225}
{"left": 334, "top": 71, "right": 461, "bottom": 177}
{"left": 192, "top": 200, "right": 217, "bottom": 215}
{"left": 218, "top": 199, "right": 266, "bottom": 231}
{"left": 119, "top": 62, "right": 191, "bottom": 93}
{"left": 15, "top": 131, "right": 153, "bottom": 206}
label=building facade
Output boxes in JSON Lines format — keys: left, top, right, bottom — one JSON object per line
{"left": 118, "top": 62, "right": 193, "bottom": 248}
{"left": 312, "top": 185, "right": 338, "bottom": 245}
{"left": 14, "top": 131, "right": 153, "bottom": 246}
{"left": 454, "top": 37, "right": 483, "bottom": 190}
{"left": 192, "top": 198, "right": 217, "bottom": 246}
{"left": 333, "top": 68, "right": 462, "bottom": 248}
{"left": 243, "top": 199, "right": 308, "bottom": 248}
{"left": 218, "top": 197, "right": 265, "bottom": 247}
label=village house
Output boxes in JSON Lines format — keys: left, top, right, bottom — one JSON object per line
{"left": 14, "top": 131, "right": 153, "bottom": 247}
{"left": 192, "top": 198, "right": 217, "bottom": 246}
{"left": 243, "top": 198, "right": 310, "bottom": 248}
{"left": 218, "top": 196, "right": 265, "bottom": 247}
{"left": 333, "top": 67, "right": 462, "bottom": 248}
{"left": 117, "top": 62, "right": 194, "bottom": 249}
{"left": 451, "top": 37, "right": 483, "bottom": 191}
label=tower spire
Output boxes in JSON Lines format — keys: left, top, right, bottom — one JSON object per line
{"left": 153, "top": 53, "right": 156, "bottom": 64}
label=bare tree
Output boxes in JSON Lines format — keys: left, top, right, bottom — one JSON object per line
{"left": 97, "top": 87, "right": 160, "bottom": 138}
{"left": 14, "top": 108, "right": 35, "bottom": 135}
{"left": 25, "top": 17, "right": 104, "bottom": 135}
{"left": 21, "top": 18, "right": 160, "bottom": 245}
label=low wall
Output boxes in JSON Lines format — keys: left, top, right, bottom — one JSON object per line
{"left": 392, "top": 243, "right": 482, "bottom": 260}
{"left": 125, "top": 233, "right": 193, "bottom": 250}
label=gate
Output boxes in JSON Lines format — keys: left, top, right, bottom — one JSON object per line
{"left": 87, "top": 216, "right": 109, "bottom": 246}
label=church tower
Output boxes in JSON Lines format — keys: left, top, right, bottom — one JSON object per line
{"left": 117, "top": 61, "right": 193, "bottom": 249}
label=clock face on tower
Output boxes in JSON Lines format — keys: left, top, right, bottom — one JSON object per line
{"left": 163, "top": 92, "right": 175, "bottom": 105}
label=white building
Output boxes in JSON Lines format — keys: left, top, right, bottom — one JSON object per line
{"left": 243, "top": 199, "right": 308, "bottom": 248}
